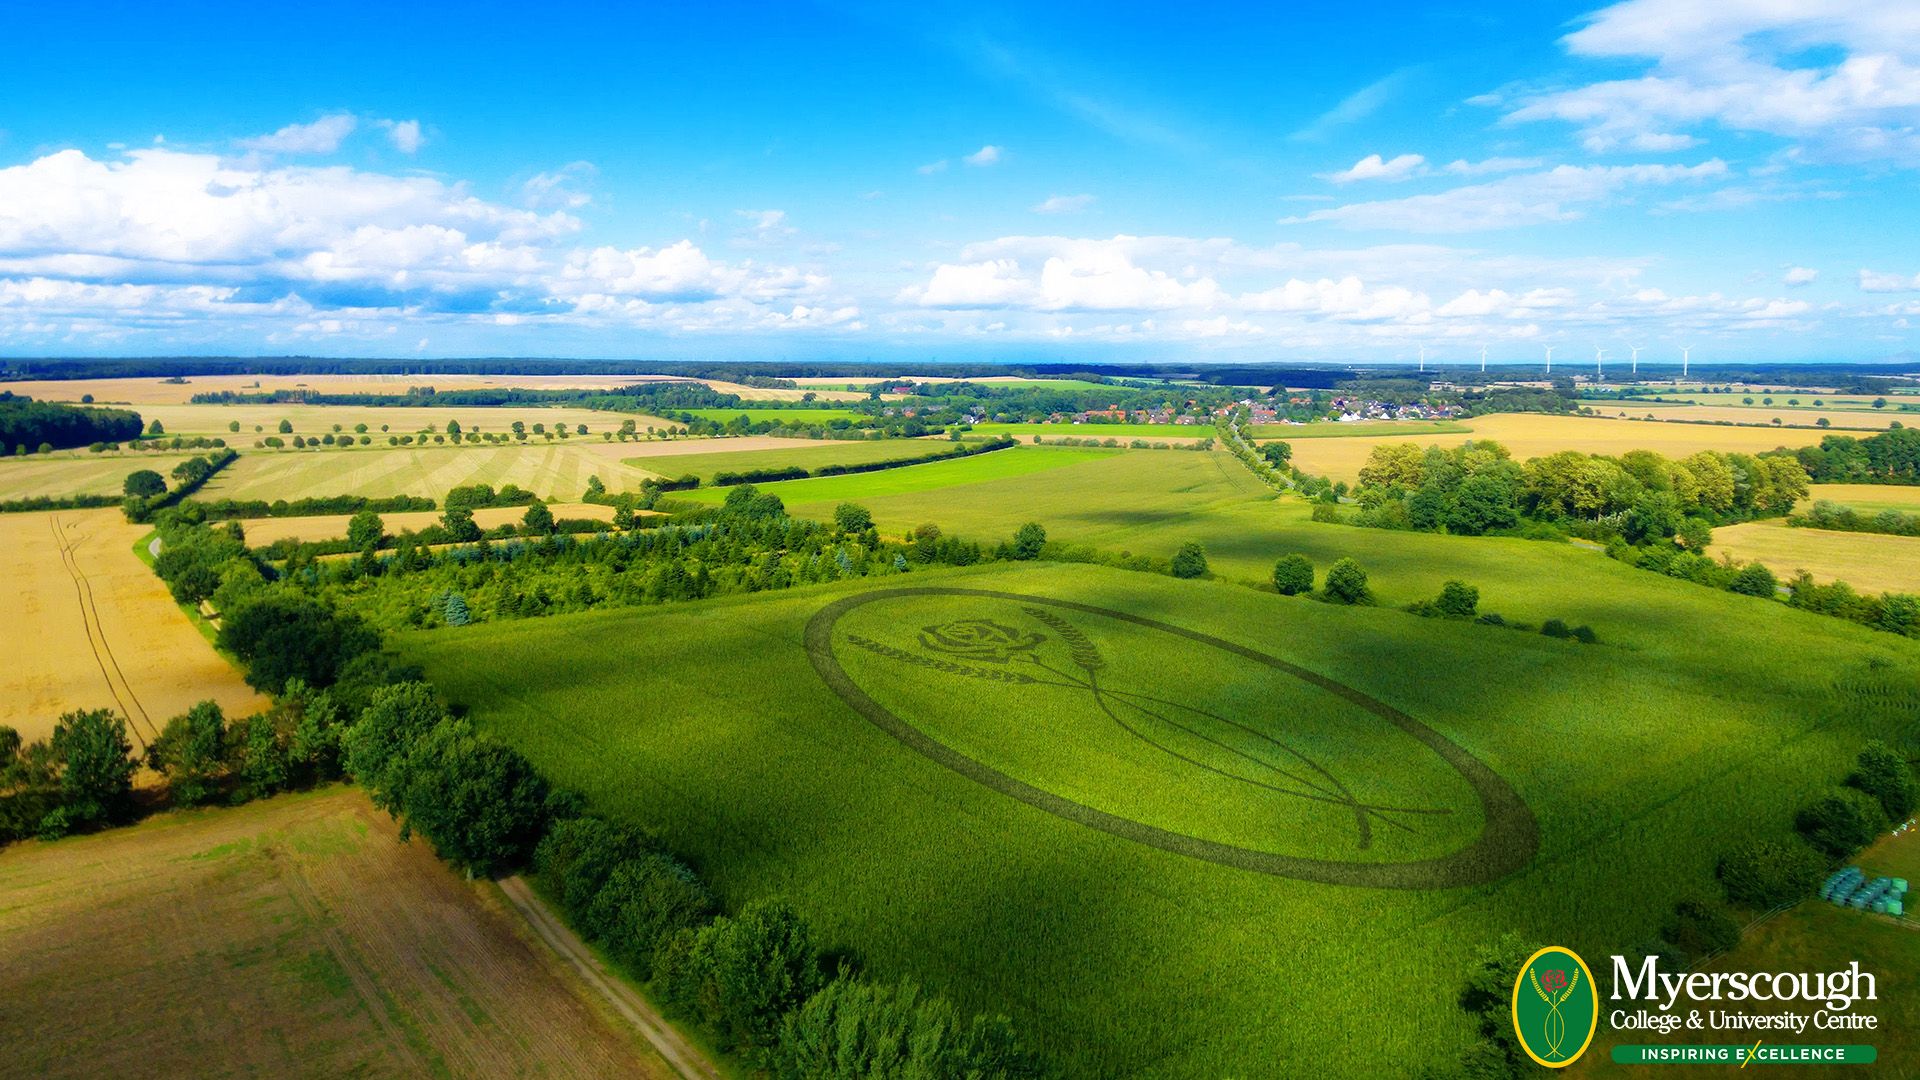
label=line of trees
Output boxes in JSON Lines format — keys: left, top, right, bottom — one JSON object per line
{"left": 1789, "top": 499, "right": 1920, "bottom": 537}
{"left": 0, "top": 393, "right": 144, "bottom": 453}
{"left": 1790, "top": 428, "right": 1920, "bottom": 484}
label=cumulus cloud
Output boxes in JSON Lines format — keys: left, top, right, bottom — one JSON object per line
{"left": 1282, "top": 161, "right": 1728, "bottom": 232}
{"left": 1502, "top": 0, "right": 1920, "bottom": 165}
{"left": 1783, "top": 266, "right": 1819, "bottom": 286}
{"left": 521, "top": 161, "right": 596, "bottom": 210}
{"left": 1322, "top": 153, "right": 1427, "bottom": 183}
{"left": 1859, "top": 268, "right": 1920, "bottom": 292}
{"left": 1442, "top": 156, "right": 1544, "bottom": 175}
{"left": 964, "top": 144, "right": 1004, "bottom": 167}
{"left": 916, "top": 159, "right": 949, "bottom": 175}
{"left": 381, "top": 119, "right": 425, "bottom": 154}
{"left": 238, "top": 114, "right": 358, "bottom": 155}
{"left": 1032, "top": 193, "right": 1096, "bottom": 214}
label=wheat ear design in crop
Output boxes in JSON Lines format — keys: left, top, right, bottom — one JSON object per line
{"left": 845, "top": 635, "right": 1039, "bottom": 684}
{"left": 1022, "top": 607, "right": 1105, "bottom": 673}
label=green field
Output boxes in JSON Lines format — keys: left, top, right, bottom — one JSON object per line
{"left": 967, "top": 422, "right": 1212, "bottom": 441}
{"left": 0, "top": 452, "right": 204, "bottom": 500}
{"left": 670, "top": 407, "right": 867, "bottom": 425}
{"left": 402, "top": 559, "right": 1916, "bottom": 1076}
{"left": 673, "top": 445, "right": 1120, "bottom": 507}
{"left": 632, "top": 438, "right": 971, "bottom": 482}
{"left": 1248, "top": 420, "right": 1472, "bottom": 439}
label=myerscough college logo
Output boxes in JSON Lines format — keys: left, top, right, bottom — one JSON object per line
{"left": 1512, "top": 946, "right": 1599, "bottom": 1068}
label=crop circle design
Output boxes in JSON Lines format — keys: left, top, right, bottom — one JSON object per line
{"left": 806, "top": 586, "right": 1539, "bottom": 889}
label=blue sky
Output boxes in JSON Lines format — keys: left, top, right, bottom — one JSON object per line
{"left": 1, "top": 0, "right": 1917, "bottom": 364}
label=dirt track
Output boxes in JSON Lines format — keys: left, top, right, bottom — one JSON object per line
{"left": 4, "top": 508, "right": 266, "bottom": 746}
{"left": 0, "top": 787, "right": 673, "bottom": 1079}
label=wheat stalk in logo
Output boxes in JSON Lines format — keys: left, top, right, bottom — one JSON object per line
{"left": 1529, "top": 965, "right": 1580, "bottom": 1060}
{"left": 854, "top": 606, "right": 1449, "bottom": 850}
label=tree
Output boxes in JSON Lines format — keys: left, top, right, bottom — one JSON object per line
{"left": 442, "top": 505, "right": 482, "bottom": 542}
{"left": 589, "top": 851, "right": 714, "bottom": 978}
{"left": 1011, "top": 522, "right": 1046, "bottom": 560}
{"left": 1717, "top": 838, "right": 1826, "bottom": 909}
{"left": 49, "top": 709, "right": 137, "bottom": 832}
{"left": 613, "top": 502, "right": 636, "bottom": 530}
{"left": 277, "top": 419, "right": 293, "bottom": 434}
{"left": 774, "top": 978, "right": 1039, "bottom": 1080}
{"left": 1729, "top": 562, "right": 1778, "bottom": 598}
{"left": 1849, "top": 741, "right": 1916, "bottom": 821}
{"left": 521, "top": 501, "right": 556, "bottom": 536}
{"left": 148, "top": 700, "right": 228, "bottom": 806}
{"left": 443, "top": 592, "right": 471, "bottom": 626}
{"left": 218, "top": 593, "right": 379, "bottom": 694}
{"left": 1676, "top": 517, "right": 1714, "bottom": 551}
{"left": 398, "top": 719, "right": 550, "bottom": 877}
{"left": 1444, "top": 474, "right": 1520, "bottom": 535}
{"left": 343, "top": 682, "right": 447, "bottom": 811}
{"left": 227, "top": 420, "right": 240, "bottom": 433}
{"left": 1795, "top": 789, "right": 1889, "bottom": 859}
{"left": 346, "top": 510, "right": 385, "bottom": 552}
{"left": 147, "top": 419, "right": 166, "bottom": 436}
{"left": 446, "top": 419, "right": 462, "bottom": 436}
{"left": 1258, "top": 441, "right": 1292, "bottom": 468}
{"left": 123, "top": 469, "right": 167, "bottom": 498}
{"left": 237, "top": 712, "right": 292, "bottom": 799}
{"left": 710, "top": 898, "right": 823, "bottom": 1055}
{"left": 1323, "top": 558, "right": 1369, "bottom": 604}
{"left": 1272, "top": 554, "right": 1314, "bottom": 596}
{"left": 1434, "top": 581, "right": 1479, "bottom": 619}
{"left": 583, "top": 474, "right": 606, "bottom": 501}
{"left": 1170, "top": 542, "right": 1209, "bottom": 579}
{"left": 832, "top": 502, "right": 873, "bottom": 535}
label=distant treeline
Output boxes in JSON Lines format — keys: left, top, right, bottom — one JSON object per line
{"left": 187, "top": 494, "right": 439, "bottom": 520}
{"left": 709, "top": 435, "right": 1017, "bottom": 487}
{"left": 191, "top": 382, "right": 754, "bottom": 412}
{"left": 1789, "top": 429, "right": 1920, "bottom": 484}
{"left": 0, "top": 393, "right": 144, "bottom": 453}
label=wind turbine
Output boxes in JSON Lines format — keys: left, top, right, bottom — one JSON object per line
{"left": 1418, "top": 344, "right": 1426, "bottom": 374}
{"left": 1544, "top": 345, "right": 1554, "bottom": 376}
{"left": 1479, "top": 345, "right": 1488, "bottom": 373}
{"left": 1627, "top": 343, "right": 1642, "bottom": 376}
{"left": 1594, "top": 346, "right": 1608, "bottom": 379}
{"left": 1679, "top": 345, "right": 1692, "bottom": 381}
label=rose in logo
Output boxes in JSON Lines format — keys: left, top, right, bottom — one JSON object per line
{"left": 1541, "top": 969, "right": 1567, "bottom": 994}
{"left": 918, "top": 620, "right": 1046, "bottom": 664}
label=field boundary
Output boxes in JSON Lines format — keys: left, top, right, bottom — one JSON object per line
{"left": 497, "top": 876, "right": 721, "bottom": 1080}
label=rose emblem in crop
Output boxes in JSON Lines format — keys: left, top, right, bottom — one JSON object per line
{"left": 917, "top": 620, "right": 1046, "bottom": 664}
{"left": 1541, "top": 969, "right": 1567, "bottom": 993}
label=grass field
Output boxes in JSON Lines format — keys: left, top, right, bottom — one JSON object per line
{"left": 400, "top": 560, "right": 1918, "bottom": 1076}
{"left": 1249, "top": 420, "right": 1472, "bottom": 439}
{"left": 0, "top": 452, "right": 203, "bottom": 500}
{"left": 1801, "top": 484, "right": 1920, "bottom": 515}
{"left": 966, "top": 422, "right": 1214, "bottom": 440}
{"left": 673, "top": 445, "right": 1121, "bottom": 507}
{"left": 670, "top": 407, "right": 866, "bottom": 425}
{"left": 0, "top": 786, "right": 668, "bottom": 1079}
{"left": 1711, "top": 519, "right": 1920, "bottom": 595}
{"left": 629, "top": 438, "right": 960, "bottom": 482}
{"left": 1286, "top": 413, "right": 1830, "bottom": 483}
{"left": 3, "top": 508, "right": 266, "bottom": 748}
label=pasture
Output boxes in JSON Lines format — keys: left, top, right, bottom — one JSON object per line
{"left": 1711, "top": 520, "right": 1920, "bottom": 595}
{"left": 672, "top": 445, "right": 1120, "bottom": 507}
{"left": 401, "top": 560, "right": 1918, "bottom": 1077}
{"left": 0, "top": 786, "right": 669, "bottom": 1079}
{"left": 1284, "top": 413, "right": 1829, "bottom": 483}
{"left": 629, "top": 438, "right": 955, "bottom": 482}
{"left": 0, "top": 452, "right": 204, "bottom": 500}
{"left": 3, "top": 508, "right": 265, "bottom": 748}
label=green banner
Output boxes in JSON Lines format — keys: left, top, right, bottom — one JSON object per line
{"left": 1610, "top": 1044, "right": 1877, "bottom": 1066}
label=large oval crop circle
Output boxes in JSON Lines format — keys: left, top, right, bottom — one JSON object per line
{"left": 806, "top": 586, "right": 1537, "bottom": 889}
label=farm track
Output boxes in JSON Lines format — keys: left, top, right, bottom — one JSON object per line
{"left": 499, "top": 876, "right": 722, "bottom": 1080}
{"left": 46, "top": 512, "right": 159, "bottom": 748}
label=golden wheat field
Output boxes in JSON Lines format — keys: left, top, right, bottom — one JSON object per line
{"left": 235, "top": 502, "right": 625, "bottom": 546}
{"left": 5, "top": 509, "right": 267, "bottom": 749}
{"left": 1711, "top": 519, "right": 1920, "bottom": 595}
{"left": 8, "top": 372, "right": 870, "bottom": 405}
{"left": 1283, "top": 413, "right": 1831, "bottom": 482}
{"left": 1581, "top": 401, "right": 1909, "bottom": 430}
{"left": 1799, "top": 484, "right": 1920, "bottom": 514}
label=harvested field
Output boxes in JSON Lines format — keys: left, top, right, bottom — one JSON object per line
{"left": 8, "top": 372, "right": 728, "bottom": 404}
{"left": 0, "top": 452, "right": 203, "bottom": 500}
{"left": 1286, "top": 413, "right": 1828, "bottom": 483}
{"left": 0, "top": 786, "right": 671, "bottom": 1080}
{"left": 236, "top": 502, "right": 625, "bottom": 547}
{"left": 1579, "top": 402, "right": 1907, "bottom": 430}
{"left": 1248, "top": 421, "right": 1469, "bottom": 439}
{"left": 1799, "top": 484, "right": 1920, "bottom": 515}
{"left": 5, "top": 509, "right": 266, "bottom": 748}
{"left": 1711, "top": 519, "right": 1920, "bottom": 595}
{"left": 200, "top": 445, "right": 665, "bottom": 503}
{"left": 131, "top": 402, "right": 648, "bottom": 438}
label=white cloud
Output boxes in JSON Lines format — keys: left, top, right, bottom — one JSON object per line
{"left": 917, "top": 159, "right": 949, "bottom": 175}
{"left": 521, "top": 162, "right": 596, "bottom": 210}
{"left": 381, "top": 119, "right": 425, "bottom": 154}
{"left": 1504, "top": 0, "right": 1920, "bottom": 166}
{"left": 1859, "top": 268, "right": 1920, "bottom": 292}
{"left": 1283, "top": 161, "right": 1728, "bottom": 232}
{"left": 1322, "top": 153, "right": 1427, "bottom": 184}
{"left": 1442, "top": 156, "right": 1544, "bottom": 176}
{"left": 1032, "top": 193, "right": 1096, "bottom": 214}
{"left": 1783, "top": 266, "right": 1819, "bottom": 286}
{"left": 964, "top": 145, "right": 1004, "bottom": 167}
{"left": 734, "top": 208, "right": 796, "bottom": 243}
{"left": 238, "top": 114, "right": 358, "bottom": 155}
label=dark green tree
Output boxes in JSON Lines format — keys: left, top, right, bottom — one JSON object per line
{"left": 1323, "top": 558, "right": 1369, "bottom": 604}
{"left": 522, "top": 501, "right": 556, "bottom": 536}
{"left": 1716, "top": 838, "right": 1826, "bottom": 908}
{"left": 1796, "top": 789, "right": 1889, "bottom": 859}
{"left": 1272, "top": 554, "right": 1314, "bottom": 596}
{"left": 1011, "top": 522, "right": 1046, "bottom": 560}
{"left": 442, "top": 505, "right": 482, "bottom": 542}
{"left": 1729, "top": 562, "right": 1779, "bottom": 598}
{"left": 398, "top": 719, "right": 550, "bottom": 877}
{"left": 218, "top": 592, "right": 379, "bottom": 694}
{"left": 49, "top": 708, "right": 137, "bottom": 832}
{"left": 832, "top": 502, "right": 873, "bottom": 535}
{"left": 1848, "top": 741, "right": 1916, "bottom": 821}
{"left": 123, "top": 469, "right": 167, "bottom": 498}
{"left": 1434, "top": 581, "right": 1480, "bottom": 619}
{"left": 346, "top": 510, "right": 385, "bottom": 552}
{"left": 148, "top": 700, "right": 228, "bottom": 806}
{"left": 1170, "top": 542, "right": 1209, "bottom": 579}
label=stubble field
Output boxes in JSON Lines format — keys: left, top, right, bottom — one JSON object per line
{"left": 1709, "top": 519, "right": 1920, "bottom": 595}
{"left": 0, "top": 786, "right": 669, "bottom": 1079}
